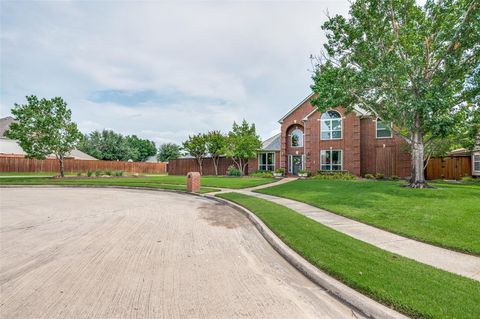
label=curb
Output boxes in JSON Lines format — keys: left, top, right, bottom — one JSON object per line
{"left": 208, "top": 195, "right": 409, "bottom": 319}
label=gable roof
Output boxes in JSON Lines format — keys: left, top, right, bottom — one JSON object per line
{"left": 278, "top": 93, "right": 315, "bottom": 124}
{"left": 278, "top": 93, "right": 370, "bottom": 123}
{"left": 260, "top": 133, "right": 280, "bottom": 151}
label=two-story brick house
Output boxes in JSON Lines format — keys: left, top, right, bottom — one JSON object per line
{"left": 254, "top": 94, "right": 411, "bottom": 177}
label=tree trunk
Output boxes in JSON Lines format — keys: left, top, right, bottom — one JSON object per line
{"left": 59, "top": 156, "right": 65, "bottom": 178}
{"left": 409, "top": 131, "right": 427, "bottom": 188}
{"left": 197, "top": 157, "right": 203, "bottom": 175}
{"left": 213, "top": 156, "right": 219, "bottom": 176}
{"left": 237, "top": 158, "right": 245, "bottom": 176}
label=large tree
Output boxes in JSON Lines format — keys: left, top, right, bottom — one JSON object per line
{"left": 311, "top": 0, "right": 479, "bottom": 187}
{"left": 183, "top": 134, "right": 207, "bottom": 175}
{"left": 225, "top": 120, "right": 262, "bottom": 176}
{"left": 7, "top": 96, "right": 82, "bottom": 177}
{"left": 78, "top": 130, "right": 156, "bottom": 161}
{"left": 158, "top": 143, "right": 182, "bottom": 162}
{"left": 205, "top": 130, "right": 227, "bottom": 175}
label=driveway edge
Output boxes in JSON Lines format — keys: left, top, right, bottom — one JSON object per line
{"left": 209, "top": 195, "right": 409, "bottom": 319}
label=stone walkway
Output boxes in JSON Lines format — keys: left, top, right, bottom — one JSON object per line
{"left": 212, "top": 177, "right": 480, "bottom": 282}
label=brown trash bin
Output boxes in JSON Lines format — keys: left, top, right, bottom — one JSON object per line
{"left": 187, "top": 172, "right": 201, "bottom": 193}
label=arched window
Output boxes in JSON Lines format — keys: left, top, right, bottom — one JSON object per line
{"left": 321, "top": 111, "right": 342, "bottom": 140}
{"left": 291, "top": 128, "right": 303, "bottom": 147}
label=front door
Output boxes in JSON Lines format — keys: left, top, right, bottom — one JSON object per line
{"left": 292, "top": 156, "right": 303, "bottom": 175}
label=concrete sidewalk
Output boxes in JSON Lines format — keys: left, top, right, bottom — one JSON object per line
{"left": 237, "top": 190, "right": 480, "bottom": 281}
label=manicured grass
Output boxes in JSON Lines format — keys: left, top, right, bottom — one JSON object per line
{"left": 256, "top": 179, "right": 480, "bottom": 255}
{"left": 217, "top": 192, "right": 480, "bottom": 319}
{"left": 0, "top": 174, "right": 274, "bottom": 190}
{"left": 0, "top": 172, "right": 76, "bottom": 176}
{"left": 0, "top": 177, "right": 218, "bottom": 193}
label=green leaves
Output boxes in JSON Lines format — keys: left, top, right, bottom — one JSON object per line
{"left": 225, "top": 120, "right": 262, "bottom": 161}
{"left": 158, "top": 143, "right": 182, "bottom": 162}
{"left": 7, "top": 95, "right": 82, "bottom": 160}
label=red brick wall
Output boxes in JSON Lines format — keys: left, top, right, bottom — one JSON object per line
{"left": 279, "top": 96, "right": 409, "bottom": 177}
{"left": 280, "top": 98, "right": 360, "bottom": 175}
{"left": 360, "top": 118, "right": 411, "bottom": 177}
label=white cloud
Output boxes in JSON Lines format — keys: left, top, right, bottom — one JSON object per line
{"left": 0, "top": 0, "right": 350, "bottom": 144}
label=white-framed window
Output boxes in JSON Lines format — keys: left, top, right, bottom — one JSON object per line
{"left": 321, "top": 111, "right": 342, "bottom": 140}
{"left": 320, "top": 149, "right": 343, "bottom": 171}
{"left": 258, "top": 152, "right": 275, "bottom": 171}
{"left": 474, "top": 154, "right": 480, "bottom": 172}
{"left": 376, "top": 118, "right": 392, "bottom": 138}
{"left": 291, "top": 128, "right": 303, "bottom": 147}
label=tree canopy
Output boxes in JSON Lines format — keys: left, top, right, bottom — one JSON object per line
{"left": 225, "top": 120, "right": 262, "bottom": 175}
{"left": 311, "top": 0, "right": 479, "bottom": 187}
{"left": 182, "top": 133, "right": 207, "bottom": 175}
{"left": 205, "top": 130, "right": 227, "bottom": 175}
{"left": 158, "top": 143, "right": 182, "bottom": 162}
{"left": 7, "top": 95, "right": 82, "bottom": 177}
{"left": 78, "top": 129, "right": 156, "bottom": 162}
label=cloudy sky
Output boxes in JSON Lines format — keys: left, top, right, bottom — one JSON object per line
{"left": 1, "top": 0, "right": 350, "bottom": 145}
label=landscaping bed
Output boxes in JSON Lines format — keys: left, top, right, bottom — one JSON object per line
{"left": 255, "top": 179, "right": 480, "bottom": 255}
{"left": 217, "top": 192, "right": 480, "bottom": 319}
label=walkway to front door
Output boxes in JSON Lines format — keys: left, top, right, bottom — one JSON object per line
{"left": 291, "top": 155, "right": 303, "bottom": 175}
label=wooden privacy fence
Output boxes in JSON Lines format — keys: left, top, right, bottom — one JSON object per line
{"left": 0, "top": 157, "right": 167, "bottom": 174}
{"left": 425, "top": 156, "right": 471, "bottom": 180}
{"left": 168, "top": 157, "right": 238, "bottom": 175}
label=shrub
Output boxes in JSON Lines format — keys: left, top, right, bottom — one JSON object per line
{"left": 105, "top": 170, "right": 113, "bottom": 176}
{"left": 87, "top": 170, "right": 93, "bottom": 177}
{"left": 250, "top": 170, "right": 274, "bottom": 178}
{"left": 298, "top": 169, "right": 307, "bottom": 174}
{"left": 391, "top": 175, "right": 400, "bottom": 181}
{"left": 95, "top": 169, "right": 102, "bottom": 177}
{"left": 314, "top": 171, "right": 356, "bottom": 180}
{"left": 375, "top": 173, "right": 385, "bottom": 180}
{"left": 114, "top": 170, "right": 124, "bottom": 177}
{"left": 461, "top": 176, "right": 479, "bottom": 183}
{"left": 76, "top": 172, "right": 82, "bottom": 177}
{"left": 275, "top": 168, "right": 285, "bottom": 174}
{"left": 364, "top": 173, "right": 375, "bottom": 179}
{"left": 227, "top": 165, "right": 241, "bottom": 176}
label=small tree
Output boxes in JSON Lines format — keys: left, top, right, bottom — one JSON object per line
{"left": 225, "top": 120, "right": 262, "bottom": 176}
{"left": 158, "top": 143, "right": 181, "bottom": 162}
{"left": 7, "top": 96, "right": 82, "bottom": 177}
{"left": 311, "top": 0, "right": 479, "bottom": 188}
{"left": 182, "top": 134, "right": 207, "bottom": 175}
{"left": 205, "top": 131, "right": 226, "bottom": 175}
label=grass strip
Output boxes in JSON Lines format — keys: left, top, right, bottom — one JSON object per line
{"left": 255, "top": 179, "right": 480, "bottom": 255}
{"left": 216, "top": 192, "right": 480, "bottom": 319}
{"left": 0, "top": 177, "right": 218, "bottom": 193}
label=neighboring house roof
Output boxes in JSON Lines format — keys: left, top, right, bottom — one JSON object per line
{"left": 278, "top": 93, "right": 369, "bottom": 123}
{"left": 260, "top": 133, "right": 280, "bottom": 151}
{"left": 0, "top": 116, "right": 16, "bottom": 137}
{"left": 0, "top": 138, "right": 97, "bottom": 160}
{"left": 145, "top": 155, "right": 159, "bottom": 163}
{"left": 448, "top": 148, "right": 471, "bottom": 156}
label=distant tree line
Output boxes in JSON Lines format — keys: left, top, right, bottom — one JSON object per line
{"left": 78, "top": 130, "right": 157, "bottom": 162}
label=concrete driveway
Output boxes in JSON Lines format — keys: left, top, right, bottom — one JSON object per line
{"left": 0, "top": 188, "right": 361, "bottom": 318}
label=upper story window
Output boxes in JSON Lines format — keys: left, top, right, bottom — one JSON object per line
{"left": 376, "top": 118, "right": 392, "bottom": 138}
{"left": 321, "top": 111, "right": 342, "bottom": 140}
{"left": 291, "top": 128, "right": 303, "bottom": 147}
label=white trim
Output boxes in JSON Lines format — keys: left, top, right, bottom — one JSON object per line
{"left": 320, "top": 111, "right": 343, "bottom": 141}
{"left": 279, "top": 93, "right": 315, "bottom": 123}
{"left": 320, "top": 149, "right": 343, "bottom": 171}
{"left": 375, "top": 118, "right": 393, "bottom": 139}
{"left": 258, "top": 152, "right": 275, "bottom": 171}
{"left": 473, "top": 152, "right": 480, "bottom": 176}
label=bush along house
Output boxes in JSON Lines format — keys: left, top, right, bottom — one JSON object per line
{"left": 253, "top": 93, "right": 411, "bottom": 177}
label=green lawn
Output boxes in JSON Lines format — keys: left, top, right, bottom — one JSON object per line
{"left": 0, "top": 175, "right": 274, "bottom": 190}
{"left": 0, "top": 172, "right": 77, "bottom": 176}
{"left": 256, "top": 179, "right": 480, "bottom": 255}
{"left": 217, "top": 192, "right": 480, "bottom": 319}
